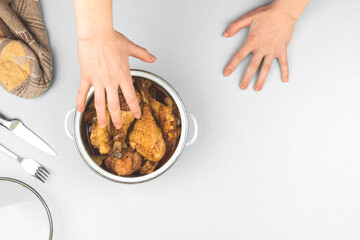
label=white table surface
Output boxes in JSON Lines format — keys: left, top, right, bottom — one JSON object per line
{"left": 1, "top": 0, "right": 360, "bottom": 239}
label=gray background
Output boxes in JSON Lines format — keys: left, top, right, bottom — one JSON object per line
{"left": 1, "top": 0, "right": 360, "bottom": 239}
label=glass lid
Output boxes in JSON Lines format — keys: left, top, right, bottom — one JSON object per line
{"left": 0, "top": 177, "right": 53, "bottom": 240}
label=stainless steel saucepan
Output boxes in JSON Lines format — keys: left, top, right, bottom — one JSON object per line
{"left": 65, "top": 69, "right": 198, "bottom": 184}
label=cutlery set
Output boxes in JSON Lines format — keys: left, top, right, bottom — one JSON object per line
{"left": 0, "top": 113, "right": 56, "bottom": 183}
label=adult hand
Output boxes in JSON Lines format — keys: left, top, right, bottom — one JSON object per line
{"left": 223, "top": 3, "right": 300, "bottom": 91}
{"left": 76, "top": 31, "right": 156, "bottom": 128}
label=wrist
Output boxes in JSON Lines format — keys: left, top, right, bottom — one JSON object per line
{"left": 272, "top": 0, "right": 309, "bottom": 20}
{"left": 74, "top": 0, "right": 114, "bottom": 41}
{"left": 77, "top": 27, "right": 115, "bottom": 42}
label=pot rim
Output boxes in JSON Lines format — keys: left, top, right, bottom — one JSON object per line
{"left": 72, "top": 69, "right": 189, "bottom": 184}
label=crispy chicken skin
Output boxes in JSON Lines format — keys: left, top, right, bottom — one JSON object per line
{"left": 118, "top": 84, "right": 141, "bottom": 111}
{"left": 139, "top": 159, "right": 159, "bottom": 175}
{"left": 129, "top": 104, "right": 166, "bottom": 162}
{"left": 90, "top": 110, "right": 113, "bottom": 154}
{"left": 113, "top": 111, "right": 135, "bottom": 155}
{"left": 139, "top": 79, "right": 181, "bottom": 147}
{"left": 104, "top": 155, "right": 116, "bottom": 174}
{"left": 104, "top": 148, "right": 142, "bottom": 176}
{"left": 114, "top": 149, "right": 142, "bottom": 176}
{"left": 159, "top": 97, "right": 181, "bottom": 147}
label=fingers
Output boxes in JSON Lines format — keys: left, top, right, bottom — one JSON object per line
{"left": 119, "top": 69, "right": 141, "bottom": 119}
{"left": 94, "top": 86, "right": 107, "bottom": 128}
{"left": 240, "top": 53, "right": 263, "bottom": 90}
{"left": 129, "top": 43, "right": 156, "bottom": 63}
{"left": 77, "top": 78, "right": 91, "bottom": 112}
{"left": 254, "top": 56, "right": 274, "bottom": 91}
{"left": 106, "top": 85, "right": 122, "bottom": 129}
{"left": 278, "top": 52, "right": 289, "bottom": 82}
{"left": 223, "top": 4, "right": 269, "bottom": 38}
{"left": 224, "top": 41, "right": 252, "bottom": 76}
{"left": 223, "top": 14, "right": 253, "bottom": 38}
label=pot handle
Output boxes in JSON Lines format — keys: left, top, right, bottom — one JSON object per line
{"left": 186, "top": 113, "right": 198, "bottom": 147}
{"left": 64, "top": 107, "right": 76, "bottom": 140}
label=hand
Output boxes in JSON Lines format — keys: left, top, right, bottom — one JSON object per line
{"left": 76, "top": 30, "right": 156, "bottom": 129}
{"left": 223, "top": 3, "right": 298, "bottom": 91}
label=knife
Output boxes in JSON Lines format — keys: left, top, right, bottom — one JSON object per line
{"left": 0, "top": 114, "right": 57, "bottom": 157}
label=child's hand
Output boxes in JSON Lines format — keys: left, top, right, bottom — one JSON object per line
{"left": 223, "top": 3, "right": 299, "bottom": 91}
{"left": 76, "top": 31, "right": 156, "bottom": 129}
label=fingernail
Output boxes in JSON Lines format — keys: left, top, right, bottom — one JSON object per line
{"left": 224, "top": 70, "right": 231, "bottom": 76}
{"left": 284, "top": 77, "right": 288, "bottom": 82}
{"left": 134, "top": 113, "right": 141, "bottom": 119}
{"left": 240, "top": 83, "right": 248, "bottom": 89}
{"left": 100, "top": 121, "right": 107, "bottom": 128}
{"left": 223, "top": 29, "right": 230, "bottom": 37}
{"left": 255, "top": 85, "right": 262, "bottom": 91}
{"left": 115, "top": 123, "right": 122, "bottom": 129}
{"left": 150, "top": 54, "right": 157, "bottom": 61}
{"left": 77, "top": 106, "right": 83, "bottom": 112}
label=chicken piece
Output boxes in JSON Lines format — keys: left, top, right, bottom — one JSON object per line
{"left": 138, "top": 79, "right": 181, "bottom": 147}
{"left": 113, "top": 111, "right": 135, "bottom": 156}
{"left": 83, "top": 97, "right": 97, "bottom": 123}
{"left": 104, "top": 148, "right": 142, "bottom": 176}
{"left": 104, "top": 155, "right": 116, "bottom": 174}
{"left": 112, "top": 86, "right": 141, "bottom": 156}
{"left": 139, "top": 159, "right": 159, "bottom": 175}
{"left": 114, "top": 149, "right": 142, "bottom": 176}
{"left": 83, "top": 109, "right": 96, "bottom": 123}
{"left": 89, "top": 85, "right": 140, "bottom": 155}
{"left": 158, "top": 97, "right": 181, "bottom": 147}
{"left": 90, "top": 110, "right": 113, "bottom": 154}
{"left": 129, "top": 104, "right": 166, "bottom": 162}
{"left": 118, "top": 85, "right": 141, "bottom": 111}
{"left": 90, "top": 154, "right": 108, "bottom": 166}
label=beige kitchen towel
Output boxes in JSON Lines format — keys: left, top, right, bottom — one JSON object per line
{"left": 0, "top": 0, "right": 52, "bottom": 98}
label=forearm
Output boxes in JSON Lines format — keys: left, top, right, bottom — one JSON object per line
{"left": 73, "top": 0, "right": 113, "bottom": 40}
{"left": 273, "top": 0, "right": 310, "bottom": 19}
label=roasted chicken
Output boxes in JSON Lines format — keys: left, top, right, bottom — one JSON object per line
{"left": 90, "top": 110, "right": 113, "bottom": 154}
{"left": 112, "top": 88, "right": 140, "bottom": 156}
{"left": 104, "top": 147, "right": 142, "bottom": 176}
{"left": 112, "top": 111, "right": 135, "bottom": 156}
{"left": 83, "top": 78, "right": 181, "bottom": 176}
{"left": 139, "top": 159, "right": 159, "bottom": 175}
{"left": 118, "top": 87, "right": 142, "bottom": 111}
{"left": 139, "top": 79, "right": 181, "bottom": 147}
{"left": 90, "top": 87, "right": 140, "bottom": 157}
{"left": 129, "top": 103, "right": 166, "bottom": 162}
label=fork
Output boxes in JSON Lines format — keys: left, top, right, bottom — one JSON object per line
{"left": 0, "top": 144, "right": 50, "bottom": 183}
